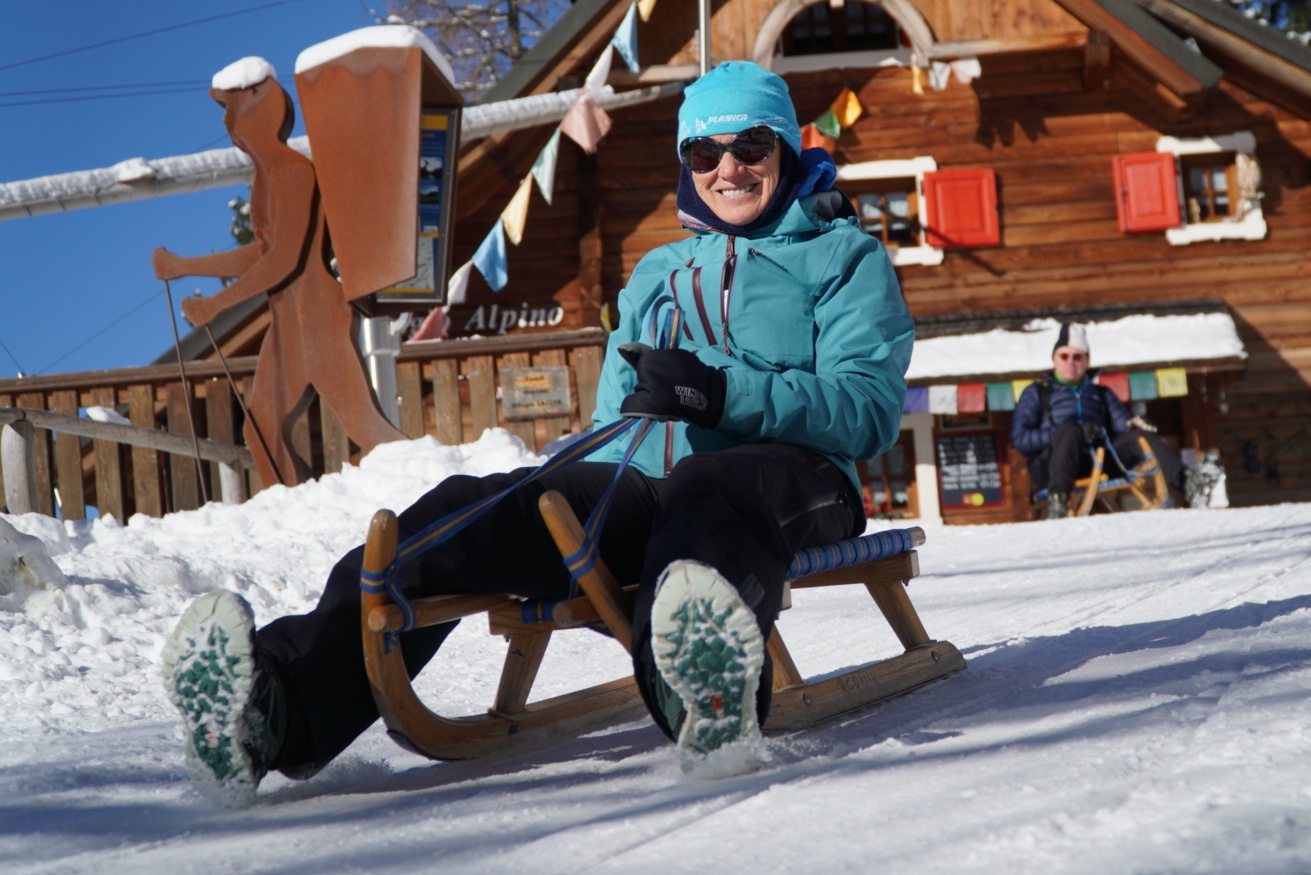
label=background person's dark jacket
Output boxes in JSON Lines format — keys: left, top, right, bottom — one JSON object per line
{"left": 1012, "top": 372, "right": 1132, "bottom": 458}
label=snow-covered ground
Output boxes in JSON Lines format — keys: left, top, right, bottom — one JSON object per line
{"left": 3, "top": 430, "right": 1310, "bottom": 874}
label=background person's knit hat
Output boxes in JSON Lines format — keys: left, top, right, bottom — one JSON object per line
{"left": 676, "top": 61, "right": 802, "bottom": 158}
{"left": 1053, "top": 322, "right": 1090, "bottom": 356}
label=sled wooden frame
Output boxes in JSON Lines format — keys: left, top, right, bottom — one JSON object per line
{"left": 1072, "top": 436, "right": 1169, "bottom": 516}
{"left": 360, "top": 490, "right": 966, "bottom": 761}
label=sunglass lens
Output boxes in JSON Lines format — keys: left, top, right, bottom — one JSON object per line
{"left": 681, "top": 139, "right": 724, "bottom": 173}
{"left": 730, "top": 127, "right": 775, "bottom": 164}
{"left": 679, "top": 127, "right": 776, "bottom": 173}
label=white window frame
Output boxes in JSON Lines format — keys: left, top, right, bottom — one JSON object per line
{"left": 836, "top": 157, "right": 944, "bottom": 266}
{"left": 1156, "top": 131, "right": 1267, "bottom": 245}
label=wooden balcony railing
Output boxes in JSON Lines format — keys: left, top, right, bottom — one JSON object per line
{"left": 0, "top": 328, "right": 608, "bottom": 521}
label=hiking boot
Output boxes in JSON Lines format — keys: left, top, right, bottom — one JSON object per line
{"left": 161, "top": 591, "right": 286, "bottom": 807}
{"left": 1046, "top": 492, "right": 1070, "bottom": 520}
{"left": 650, "top": 560, "right": 765, "bottom": 769}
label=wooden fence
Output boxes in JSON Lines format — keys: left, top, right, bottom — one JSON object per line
{"left": 0, "top": 328, "right": 608, "bottom": 521}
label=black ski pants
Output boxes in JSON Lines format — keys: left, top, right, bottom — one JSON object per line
{"left": 1031, "top": 422, "right": 1185, "bottom": 496}
{"left": 257, "top": 442, "right": 863, "bottom": 773}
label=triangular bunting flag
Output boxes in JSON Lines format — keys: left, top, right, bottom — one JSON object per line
{"left": 411, "top": 305, "right": 448, "bottom": 341}
{"left": 560, "top": 93, "right": 612, "bottom": 154}
{"left": 612, "top": 1, "right": 640, "bottom": 74}
{"left": 801, "top": 123, "right": 836, "bottom": 153}
{"left": 585, "top": 45, "right": 614, "bottom": 95}
{"left": 531, "top": 129, "right": 560, "bottom": 206}
{"left": 637, "top": 0, "right": 657, "bottom": 21}
{"left": 830, "top": 88, "right": 863, "bottom": 129}
{"left": 472, "top": 219, "right": 508, "bottom": 291}
{"left": 445, "top": 259, "right": 472, "bottom": 306}
{"left": 501, "top": 175, "right": 533, "bottom": 246}
{"left": 813, "top": 108, "right": 841, "bottom": 140}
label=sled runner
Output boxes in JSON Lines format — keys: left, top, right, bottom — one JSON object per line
{"left": 360, "top": 491, "right": 966, "bottom": 761}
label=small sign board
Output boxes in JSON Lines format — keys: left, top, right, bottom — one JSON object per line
{"left": 501, "top": 367, "right": 571, "bottom": 421}
{"left": 936, "top": 432, "right": 1003, "bottom": 509}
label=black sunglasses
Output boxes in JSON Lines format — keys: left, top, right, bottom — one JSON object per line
{"left": 678, "top": 126, "right": 777, "bottom": 174}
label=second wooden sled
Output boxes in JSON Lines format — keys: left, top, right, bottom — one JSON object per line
{"left": 361, "top": 490, "right": 966, "bottom": 761}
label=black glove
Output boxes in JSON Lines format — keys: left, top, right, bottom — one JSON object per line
{"left": 1079, "top": 421, "right": 1103, "bottom": 445}
{"left": 617, "top": 342, "right": 726, "bottom": 429}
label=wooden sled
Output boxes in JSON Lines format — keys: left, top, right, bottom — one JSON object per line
{"left": 1036, "top": 436, "right": 1169, "bottom": 518}
{"left": 360, "top": 490, "right": 966, "bottom": 761}
{"left": 1072, "top": 435, "right": 1169, "bottom": 516}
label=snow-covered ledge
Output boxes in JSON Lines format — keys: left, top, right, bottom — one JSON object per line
{"left": 1157, "top": 131, "right": 1267, "bottom": 245}
{"left": 836, "top": 157, "right": 945, "bottom": 267}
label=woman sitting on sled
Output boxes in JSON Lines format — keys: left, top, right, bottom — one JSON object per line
{"left": 162, "top": 60, "right": 914, "bottom": 805}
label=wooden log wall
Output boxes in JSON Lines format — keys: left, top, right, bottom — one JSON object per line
{"left": 0, "top": 330, "right": 608, "bottom": 520}
{"left": 575, "top": 46, "right": 1311, "bottom": 507}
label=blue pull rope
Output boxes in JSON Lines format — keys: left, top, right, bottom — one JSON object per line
{"left": 363, "top": 307, "right": 684, "bottom": 652}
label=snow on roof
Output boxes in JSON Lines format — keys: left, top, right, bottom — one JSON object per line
{"left": 211, "top": 57, "right": 277, "bottom": 90}
{"left": 294, "top": 24, "right": 455, "bottom": 87}
{"left": 906, "top": 312, "right": 1247, "bottom": 382}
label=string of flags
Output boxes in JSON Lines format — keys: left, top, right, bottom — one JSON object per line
{"left": 800, "top": 86, "right": 864, "bottom": 152}
{"left": 418, "top": 38, "right": 631, "bottom": 339}
{"left": 903, "top": 368, "right": 1191, "bottom": 416}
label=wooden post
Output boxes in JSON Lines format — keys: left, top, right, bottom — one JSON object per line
{"left": 17, "top": 392, "right": 53, "bottom": 517}
{"left": 128, "top": 384, "right": 163, "bottom": 518}
{"left": 431, "top": 358, "right": 463, "bottom": 445}
{"left": 91, "top": 387, "right": 126, "bottom": 521}
{"left": 466, "top": 355, "right": 497, "bottom": 438}
{"left": 51, "top": 389, "right": 86, "bottom": 521}
{"left": 167, "top": 383, "right": 200, "bottom": 512}
{"left": 1, "top": 420, "right": 38, "bottom": 515}
{"left": 570, "top": 346, "right": 602, "bottom": 427}
{"left": 396, "top": 360, "right": 425, "bottom": 439}
{"left": 320, "top": 403, "right": 350, "bottom": 476}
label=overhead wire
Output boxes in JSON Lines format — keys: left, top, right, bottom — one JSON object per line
{"left": 0, "top": 0, "right": 308, "bottom": 73}
{"left": 29, "top": 287, "right": 169, "bottom": 376}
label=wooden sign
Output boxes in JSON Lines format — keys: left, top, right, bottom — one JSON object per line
{"left": 500, "top": 367, "right": 571, "bottom": 420}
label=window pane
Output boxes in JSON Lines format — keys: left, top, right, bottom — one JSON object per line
{"left": 1211, "top": 167, "right": 1228, "bottom": 191}
{"left": 1188, "top": 167, "right": 1206, "bottom": 191}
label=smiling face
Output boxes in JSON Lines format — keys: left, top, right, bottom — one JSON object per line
{"left": 1053, "top": 346, "right": 1090, "bottom": 383}
{"left": 690, "top": 132, "right": 783, "bottom": 227}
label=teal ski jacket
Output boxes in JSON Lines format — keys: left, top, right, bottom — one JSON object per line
{"left": 586, "top": 190, "right": 914, "bottom": 492}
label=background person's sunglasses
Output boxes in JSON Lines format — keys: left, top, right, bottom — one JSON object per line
{"left": 679, "top": 126, "right": 777, "bottom": 173}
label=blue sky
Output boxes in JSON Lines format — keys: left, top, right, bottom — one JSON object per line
{"left": 0, "top": 0, "right": 381, "bottom": 379}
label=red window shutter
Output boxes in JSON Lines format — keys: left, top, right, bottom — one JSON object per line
{"left": 922, "top": 168, "right": 999, "bottom": 248}
{"left": 1112, "top": 152, "right": 1181, "bottom": 233}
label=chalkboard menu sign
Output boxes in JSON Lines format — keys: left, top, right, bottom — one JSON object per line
{"left": 936, "top": 433, "right": 1003, "bottom": 509}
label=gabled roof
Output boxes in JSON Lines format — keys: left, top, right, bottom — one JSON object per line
{"left": 1134, "top": 0, "right": 1311, "bottom": 111}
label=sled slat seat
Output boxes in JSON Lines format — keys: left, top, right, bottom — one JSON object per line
{"left": 361, "top": 489, "right": 965, "bottom": 761}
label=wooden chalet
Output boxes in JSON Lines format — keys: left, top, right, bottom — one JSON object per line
{"left": 3, "top": 0, "right": 1310, "bottom": 526}
{"left": 427, "top": 0, "right": 1311, "bottom": 523}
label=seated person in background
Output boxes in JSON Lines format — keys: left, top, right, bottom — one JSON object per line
{"left": 1012, "top": 323, "right": 1192, "bottom": 519}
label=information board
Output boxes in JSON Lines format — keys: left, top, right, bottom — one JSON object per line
{"left": 936, "top": 432, "right": 1003, "bottom": 509}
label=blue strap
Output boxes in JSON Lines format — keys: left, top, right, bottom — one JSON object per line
{"left": 364, "top": 308, "right": 683, "bottom": 652}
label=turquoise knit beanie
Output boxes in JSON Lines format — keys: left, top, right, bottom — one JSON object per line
{"left": 676, "top": 61, "right": 802, "bottom": 158}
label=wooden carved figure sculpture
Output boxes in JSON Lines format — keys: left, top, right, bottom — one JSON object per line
{"left": 153, "top": 57, "right": 405, "bottom": 488}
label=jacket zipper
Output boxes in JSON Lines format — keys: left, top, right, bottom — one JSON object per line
{"left": 720, "top": 236, "right": 737, "bottom": 356}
